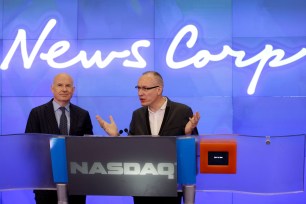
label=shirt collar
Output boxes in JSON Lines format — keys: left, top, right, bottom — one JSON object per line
{"left": 52, "top": 100, "right": 70, "bottom": 112}
{"left": 148, "top": 97, "right": 167, "bottom": 113}
{"left": 160, "top": 97, "right": 167, "bottom": 110}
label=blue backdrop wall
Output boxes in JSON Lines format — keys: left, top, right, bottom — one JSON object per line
{"left": 1, "top": 0, "right": 306, "bottom": 203}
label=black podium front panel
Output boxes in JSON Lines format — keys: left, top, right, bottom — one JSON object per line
{"left": 66, "top": 136, "right": 177, "bottom": 197}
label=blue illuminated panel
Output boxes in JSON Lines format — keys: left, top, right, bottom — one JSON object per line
{"left": 233, "top": 0, "right": 306, "bottom": 37}
{"left": 78, "top": 0, "right": 154, "bottom": 39}
{"left": 2, "top": 0, "right": 78, "bottom": 40}
{"left": 196, "top": 135, "right": 304, "bottom": 194}
{"left": 1, "top": 0, "right": 306, "bottom": 203}
{"left": 233, "top": 97, "right": 306, "bottom": 136}
{"left": 155, "top": 0, "right": 232, "bottom": 39}
{"left": 0, "top": 0, "right": 2, "bottom": 40}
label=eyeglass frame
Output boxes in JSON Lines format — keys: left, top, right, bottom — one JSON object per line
{"left": 135, "top": 85, "right": 159, "bottom": 91}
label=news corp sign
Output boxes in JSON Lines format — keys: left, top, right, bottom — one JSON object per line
{"left": 1, "top": 19, "right": 305, "bottom": 95}
{"left": 65, "top": 136, "right": 177, "bottom": 196}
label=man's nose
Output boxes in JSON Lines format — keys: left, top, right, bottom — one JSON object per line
{"left": 62, "top": 86, "right": 68, "bottom": 91}
{"left": 138, "top": 89, "right": 144, "bottom": 95}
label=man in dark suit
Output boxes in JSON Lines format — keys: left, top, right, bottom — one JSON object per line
{"left": 96, "top": 71, "right": 200, "bottom": 204}
{"left": 25, "top": 73, "right": 93, "bottom": 204}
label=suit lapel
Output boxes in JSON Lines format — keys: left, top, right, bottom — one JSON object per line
{"left": 46, "top": 100, "right": 61, "bottom": 134}
{"left": 145, "top": 109, "right": 152, "bottom": 135}
{"left": 158, "top": 105, "right": 170, "bottom": 136}
{"left": 69, "top": 104, "right": 76, "bottom": 135}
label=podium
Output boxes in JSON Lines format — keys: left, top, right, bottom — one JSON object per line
{"left": 50, "top": 135, "right": 197, "bottom": 204}
{"left": 0, "top": 134, "right": 304, "bottom": 204}
{"left": 0, "top": 134, "right": 56, "bottom": 190}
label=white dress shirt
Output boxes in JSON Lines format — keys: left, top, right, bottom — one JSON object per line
{"left": 148, "top": 98, "right": 167, "bottom": 136}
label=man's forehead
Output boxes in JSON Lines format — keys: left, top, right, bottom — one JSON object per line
{"left": 138, "top": 75, "right": 156, "bottom": 84}
{"left": 54, "top": 77, "right": 73, "bottom": 84}
{"left": 55, "top": 81, "right": 72, "bottom": 84}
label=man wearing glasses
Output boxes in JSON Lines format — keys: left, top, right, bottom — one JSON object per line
{"left": 96, "top": 71, "right": 200, "bottom": 204}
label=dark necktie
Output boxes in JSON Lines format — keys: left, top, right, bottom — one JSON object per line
{"left": 59, "top": 107, "right": 68, "bottom": 135}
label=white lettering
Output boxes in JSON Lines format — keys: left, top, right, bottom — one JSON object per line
{"left": 89, "top": 162, "right": 107, "bottom": 174}
{"left": 70, "top": 162, "right": 88, "bottom": 174}
{"left": 1, "top": 19, "right": 57, "bottom": 69}
{"left": 157, "top": 163, "right": 175, "bottom": 179}
{"left": 0, "top": 19, "right": 150, "bottom": 70}
{"left": 166, "top": 24, "right": 306, "bottom": 95}
{"left": 2, "top": 19, "right": 305, "bottom": 95}
{"left": 140, "top": 163, "right": 158, "bottom": 176}
{"left": 123, "top": 163, "right": 141, "bottom": 175}
{"left": 107, "top": 162, "right": 123, "bottom": 174}
{"left": 123, "top": 40, "right": 150, "bottom": 68}
{"left": 70, "top": 162, "right": 175, "bottom": 179}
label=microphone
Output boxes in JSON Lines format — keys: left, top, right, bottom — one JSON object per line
{"left": 123, "top": 128, "right": 129, "bottom": 135}
{"left": 119, "top": 128, "right": 128, "bottom": 136}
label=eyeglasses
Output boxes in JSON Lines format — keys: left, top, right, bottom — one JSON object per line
{"left": 135, "top": 85, "right": 159, "bottom": 91}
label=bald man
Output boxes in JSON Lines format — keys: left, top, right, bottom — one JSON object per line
{"left": 25, "top": 73, "right": 93, "bottom": 204}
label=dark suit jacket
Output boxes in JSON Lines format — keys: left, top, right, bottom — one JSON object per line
{"left": 25, "top": 99, "right": 93, "bottom": 136}
{"left": 129, "top": 98, "right": 198, "bottom": 136}
{"left": 25, "top": 99, "right": 93, "bottom": 204}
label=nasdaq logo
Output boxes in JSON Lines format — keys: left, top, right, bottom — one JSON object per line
{"left": 70, "top": 162, "right": 175, "bottom": 179}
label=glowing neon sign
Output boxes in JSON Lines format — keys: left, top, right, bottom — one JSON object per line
{"left": 0, "top": 19, "right": 150, "bottom": 70}
{"left": 1, "top": 19, "right": 306, "bottom": 95}
{"left": 166, "top": 25, "right": 306, "bottom": 95}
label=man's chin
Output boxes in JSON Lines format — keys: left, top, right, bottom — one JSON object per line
{"left": 140, "top": 102, "right": 148, "bottom": 107}
{"left": 57, "top": 98, "right": 71, "bottom": 103}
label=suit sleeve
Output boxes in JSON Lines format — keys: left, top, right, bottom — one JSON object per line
{"left": 83, "top": 111, "right": 94, "bottom": 135}
{"left": 128, "top": 111, "right": 136, "bottom": 135}
{"left": 25, "top": 109, "right": 41, "bottom": 133}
